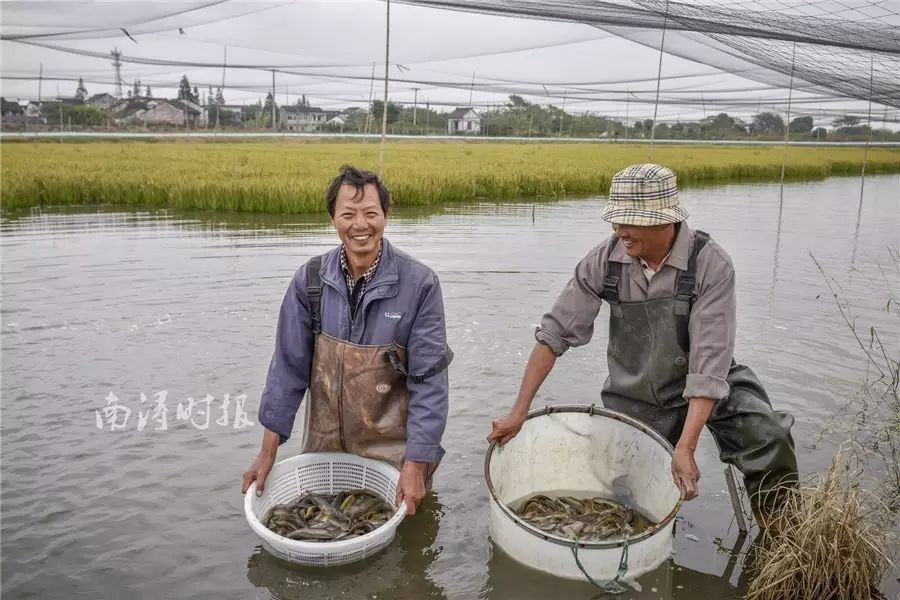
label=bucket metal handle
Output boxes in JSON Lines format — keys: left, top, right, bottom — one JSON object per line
{"left": 570, "top": 534, "right": 630, "bottom": 595}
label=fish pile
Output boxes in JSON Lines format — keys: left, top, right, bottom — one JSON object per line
{"left": 264, "top": 489, "right": 395, "bottom": 542}
{"left": 513, "top": 494, "right": 650, "bottom": 542}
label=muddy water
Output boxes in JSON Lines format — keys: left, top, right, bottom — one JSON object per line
{"left": 2, "top": 175, "right": 898, "bottom": 599}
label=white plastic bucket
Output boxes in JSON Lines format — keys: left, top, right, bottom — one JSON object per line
{"left": 244, "top": 452, "right": 407, "bottom": 567}
{"left": 486, "top": 405, "right": 683, "bottom": 582}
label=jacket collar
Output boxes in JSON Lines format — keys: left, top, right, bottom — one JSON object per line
{"left": 321, "top": 237, "right": 399, "bottom": 294}
{"left": 608, "top": 222, "right": 692, "bottom": 272}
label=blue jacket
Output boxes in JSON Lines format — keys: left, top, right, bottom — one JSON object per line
{"left": 258, "top": 238, "right": 450, "bottom": 463}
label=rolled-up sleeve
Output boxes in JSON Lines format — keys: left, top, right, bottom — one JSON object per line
{"left": 258, "top": 268, "right": 315, "bottom": 444}
{"left": 684, "top": 251, "right": 736, "bottom": 401}
{"left": 535, "top": 248, "right": 606, "bottom": 356}
{"left": 404, "top": 275, "right": 450, "bottom": 463}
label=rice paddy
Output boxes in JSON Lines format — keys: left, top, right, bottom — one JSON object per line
{"left": 2, "top": 140, "right": 899, "bottom": 213}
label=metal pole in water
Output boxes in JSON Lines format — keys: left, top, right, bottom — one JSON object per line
{"left": 859, "top": 55, "right": 875, "bottom": 207}
{"left": 724, "top": 465, "right": 748, "bottom": 532}
{"left": 778, "top": 42, "right": 797, "bottom": 205}
{"left": 648, "top": 0, "right": 670, "bottom": 161}
{"left": 378, "top": 0, "right": 391, "bottom": 177}
{"left": 852, "top": 55, "right": 876, "bottom": 269}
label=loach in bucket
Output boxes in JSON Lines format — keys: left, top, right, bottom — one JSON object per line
{"left": 485, "top": 405, "right": 683, "bottom": 590}
{"left": 244, "top": 452, "right": 407, "bottom": 567}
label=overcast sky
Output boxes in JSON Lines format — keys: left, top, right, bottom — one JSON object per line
{"left": 1, "top": 1, "right": 896, "bottom": 125}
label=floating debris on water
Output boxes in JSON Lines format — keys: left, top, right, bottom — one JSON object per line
{"left": 512, "top": 493, "right": 655, "bottom": 542}
{"left": 264, "top": 490, "right": 394, "bottom": 542}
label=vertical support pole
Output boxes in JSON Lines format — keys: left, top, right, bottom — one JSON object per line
{"left": 271, "top": 69, "right": 276, "bottom": 131}
{"left": 378, "top": 0, "right": 391, "bottom": 177}
{"left": 648, "top": 0, "right": 670, "bottom": 160}
{"left": 778, "top": 42, "right": 797, "bottom": 205}
{"left": 724, "top": 465, "right": 748, "bottom": 533}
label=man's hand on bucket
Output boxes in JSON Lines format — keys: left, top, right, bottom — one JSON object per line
{"left": 488, "top": 409, "right": 527, "bottom": 445}
{"left": 242, "top": 429, "right": 279, "bottom": 496}
{"left": 396, "top": 460, "right": 427, "bottom": 516}
{"left": 671, "top": 446, "right": 700, "bottom": 501}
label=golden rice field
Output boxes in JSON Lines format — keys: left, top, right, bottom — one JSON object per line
{"left": 2, "top": 140, "right": 899, "bottom": 213}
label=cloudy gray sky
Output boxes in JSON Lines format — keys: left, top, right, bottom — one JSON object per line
{"left": 1, "top": 1, "right": 896, "bottom": 125}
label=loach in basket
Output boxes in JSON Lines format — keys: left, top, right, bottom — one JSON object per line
{"left": 244, "top": 452, "right": 407, "bottom": 567}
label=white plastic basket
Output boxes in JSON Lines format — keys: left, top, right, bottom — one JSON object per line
{"left": 244, "top": 452, "right": 407, "bottom": 566}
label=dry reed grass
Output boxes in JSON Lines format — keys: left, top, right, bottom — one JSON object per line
{"left": 746, "top": 454, "right": 894, "bottom": 600}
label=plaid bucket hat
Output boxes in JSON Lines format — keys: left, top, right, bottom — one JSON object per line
{"left": 600, "top": 163, "right": 689, "bottom": 226}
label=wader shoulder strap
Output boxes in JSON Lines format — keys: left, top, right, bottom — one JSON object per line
{"left": 306, "top": 255, "right": 323, "bottom": 334}
{"left": 386, "top": 347, "right": 454, "bottom": 384}
{"left": 675, "top": 230, "right": 710, "bottom": 304}
{"left": 600, "top": 236, "right": 622, "bottom": 304}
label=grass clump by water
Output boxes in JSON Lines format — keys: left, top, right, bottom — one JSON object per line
{"left": 1, "top": 141, "right": 899, "bottom": 213}
{"left": 746, "top": 454, "right": 894, "bottom": 600}
{"left": 747, "top": 251, "right": 900, "bottom": 599}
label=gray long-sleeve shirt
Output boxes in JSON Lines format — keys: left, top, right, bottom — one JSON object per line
{"left": 535, "top": 223, "right": 736, "bottom": 401}
{"left": 258, "top": 238, "right": 450, "bottom": 463}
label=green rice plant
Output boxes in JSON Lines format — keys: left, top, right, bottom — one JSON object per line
{"left": 2, "top": 141, "right": 898, "bottom": 213}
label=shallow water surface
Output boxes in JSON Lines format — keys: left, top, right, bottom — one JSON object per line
{"left": 2, "top": 175, "right": 899, "bottom": 599}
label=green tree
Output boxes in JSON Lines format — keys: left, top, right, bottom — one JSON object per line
{"left": 178, "top": 75, "right": 193, "bottom": 102}
{"left": 51, "top": 104, "right": 108, "bottom": 127}
{"left": 75, "top": 77, "right": 88, "bottom": 103}
{"left": 262, "top": 91, "right": 278, "bottom": 128}
{"left": 145, "top": 85, "right": 152, "bottom": 98}
{"left": 790, "top": 116, "right": 814, "bottom": 134}
{"left": 372, "top": 100, "right": 400, "bottom": 124}
{"left": 832, "top": 115, "right": 861, "bottom": 128}
{"left": 750, "top": 112, "right": 785, "bottom": 136}
{"left": 215, "top": 87, "right": 225, "bottom": 105}
{"left": 702, "top": 112, "right": 743, "bottom": 138}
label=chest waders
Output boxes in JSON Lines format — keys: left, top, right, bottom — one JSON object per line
{"left": 300, "top": 256, "right": 441, "bottom": 482}
{"left": 599, "top": 231, "right": 798, "bottom": 514}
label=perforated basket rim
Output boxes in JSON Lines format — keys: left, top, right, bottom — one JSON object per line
{"left": 243, "top": 452, "right": 407, "bottom": 556}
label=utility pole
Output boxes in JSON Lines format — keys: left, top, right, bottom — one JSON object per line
{"left": 412, "top": 87, "right": 419, "bottom": 127}
{"left": 425, "top": 100, "right": 430, "bottom": 133}
{"left": 468, "top": 72, "right": 475, "bottom": 106}
{"left": 38, "top": 63, "right": 43, "bottom": 102}
{"left": 271, "top": 69, "right": 276, "bottom": 130}
{"left": 110, "top": 48, "right": 123, "bottom": 98}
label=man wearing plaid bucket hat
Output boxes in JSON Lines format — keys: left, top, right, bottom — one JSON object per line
{"left": 489, "top": 163, "right": 798, "bottom": 526}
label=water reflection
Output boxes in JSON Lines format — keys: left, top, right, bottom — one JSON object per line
{"left": 482, "top": 536, "right": 752, "bottom": 600}
{"left": 246, "top": 495, "right": 446, "bottom": 600}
